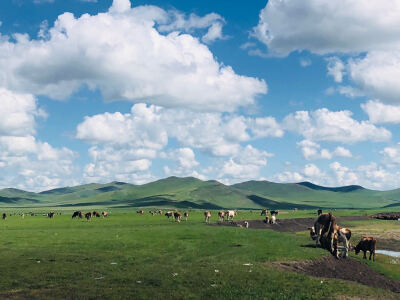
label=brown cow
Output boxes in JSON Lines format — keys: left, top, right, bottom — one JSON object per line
{"left": 85, "top": 212, "right": 92, "bottom": 221}
{"left": 2, "top": 213, "right": 6, "bottom": 220}
{"left": 204, "top": 211, "right": 211, "bottom": 223}
{"left": 137, "top": 210, "right": 144, "bottom": 215}
{"left": 184, "top": 212, "right": 189, "bottom": 221}
{"left": 174, "top": 211, "right": 182, "bottom": 223}
{"left": 101, "top": 211, "right": 108, "bottom": 218}
{"left": 309, "top": 213, "right": 337, "bottom": 252}
{"left": 332, "top": 226, "right": 352, "bottom": 258}
{"left": 355, "top": 237, "right": 377, "bottom": 261}
{"left": 72, "top": 211, "right": 82, "bottom": 219}
{"left": 218, "top": 210, "right": 226, "bottom": 222}
{"left": 92, "top": 211, "right": 101, "bottom": 218}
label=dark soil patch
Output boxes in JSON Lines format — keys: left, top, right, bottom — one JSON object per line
{"left": 211, "top": 216, "right": 370, "bottom": 233}
{"left": 372, "top": 212, "right": 400, "bottom": 220}
{"left": 269, "top": 256, "right": 400, "bottom": 294}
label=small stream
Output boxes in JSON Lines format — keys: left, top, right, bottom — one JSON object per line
{"left": 376, "top": 250, "right": 400, "bottom": 258}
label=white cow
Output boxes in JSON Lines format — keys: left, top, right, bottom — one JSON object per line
{"left": 226, "top": 210, "right": 237, "bottom": 221}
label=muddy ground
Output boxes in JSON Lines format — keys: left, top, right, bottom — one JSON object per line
{"left": 212, "top": 216, "right": 370, "bottom": 233}
{"left": 269, "top": 256, "right": 400, "bottom": 294}
{"left": 372, "top": 212, "right": 400, "bottom": 220}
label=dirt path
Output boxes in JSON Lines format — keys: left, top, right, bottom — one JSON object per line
{"left": 212, "top": 216, "right": 370, "bottom": 233}
{"left": 269, "top": 256, "right": 400, "bottom": 294}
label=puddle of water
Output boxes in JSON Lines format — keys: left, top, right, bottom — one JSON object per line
{"left": 376, "top": 250, "right": 400, "bottom": 258}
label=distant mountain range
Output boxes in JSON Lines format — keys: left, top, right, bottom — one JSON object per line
{"left": 1, "top": 176, "right": 400, "bottom": 209}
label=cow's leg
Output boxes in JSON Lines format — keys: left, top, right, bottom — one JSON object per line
{"left": 372, "top": 251, "right": 375, "bottom": 261}
{"left": 369, "top": 251, "right": 372, "bottom": 260}
{"left": 363, "top": 251, "right": 367, "bottom": 259}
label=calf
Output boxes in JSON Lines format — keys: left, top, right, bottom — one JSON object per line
{"left": 174, "top": 211, "right": 182, "bottom": 223}
{"left": 218, "top": 210, "right": 226, "bottom": 222}
{"left": 72, "top": 211, "right": 82, "bottom": 219}
{"left": 85, "top": 212, "right": 92, "bottom": 221}
{"left": 355, "top": 237, "right": 377, "bottom": 261}
{"left": 101, "top": 211, "right": 108, "bottom": 218}
{"left": 333, "top": 226, "right": 352, "bottom": 258}
{"left": 204, "top": 211, "right": 211, "bottom": 223}
{"left": 184, "top": 212, "right": 189, "bottom": 221}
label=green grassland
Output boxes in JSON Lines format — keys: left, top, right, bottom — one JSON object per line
{"left": 0, "top": 210, "right": 399, "bottom": 299}
{"left": 1, "top": 177, "right": 400, "bottom": 210}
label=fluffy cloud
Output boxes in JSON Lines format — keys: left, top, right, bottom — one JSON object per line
{"left": 297, "top": 140, "right": 352, "bottom": 160}
{"left": 347, "top": 51, "right": 400, "bottom": 104}
{"left": 327, "top": 57, "right": 345, "bottom": 83}
{"left": 361, "top": 100, "right": 400, "bottom": 124}
{"left": 284, "top": 108, "right": 391, "bottom": 143}
{"left": 0, "top": 0, "right": 266, "bottom": 112}
{"left": 163, "top": 148, "right": 205, "bottom": 179}
{"left": 0, "top": 89, "right": 78, "bottom": 191}
{"left": 252, "top": 0, "right": 400, "bottom": 56}
{"left": 381, "top": 143, "right": 400, "bottom": 165}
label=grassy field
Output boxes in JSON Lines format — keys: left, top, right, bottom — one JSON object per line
{"left": 0, "top": 209, "right": 399, "bottom": 299}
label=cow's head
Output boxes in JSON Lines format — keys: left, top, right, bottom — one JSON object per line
{"left": 308, "top": 227, "right": 318, "bottom": 240}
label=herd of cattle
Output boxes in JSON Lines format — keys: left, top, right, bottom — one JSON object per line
{"left": 1, "top": 208, "right": 378, "bottom": 260}
{"left": 308, "top": 210, "right": 377, "bottom": 260}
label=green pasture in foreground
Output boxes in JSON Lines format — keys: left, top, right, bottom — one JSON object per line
{"left": 0, "top": 210, "right": 399, "bottom": 299}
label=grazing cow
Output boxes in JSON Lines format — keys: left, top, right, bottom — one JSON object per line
{"left": 101, "top": 211, "right": 108, "bottom": 218}
{"left": 244, "top": 221, "right": 249, "bottom": 228}
{"left": 2, "top": 213, "right": 6, "bottom": 220}
{"left": 261, "top": 209, "right": 268, "bottom": 216}
{"left": 174, "top": 211, "right": 182, "bottom": 223}
{"left": 317, "top": 209, "right": 323, "bottom": 216}
{"left": 264, "top": 216, "right": 270, "bottom": 224}
{"left": 218, "top": 210, "right": 226, "bottom": 222}
{"left": 21, "top": 213, "right": 25, "bottom": 219}
{"left": 149, "top": 211, "right": 156, "bottom": 216}
{"left": 137, "top": 210, "right": 144, "bottom": 215}
{"left": 72, "top": 211, "right": 83, "bottom": 219}
{"left": 184, "top": 212, "right": 189, "bottom": 221}
{"left": 85, "top": 212, "right": 92, "bottom": 221}
{"left": 308, "top": 213, "right": 337, "bottom": 252}
{"left": 92, "top": 211, "right": 101, "bottom": 218}
{"left": 204, "top": 211, "right": 211, "bottom": 223}
{"left": 270, "top": 210, "right": 279, "bottom": 224}
{"left": 158, "top": 210, "right": 163, "bottom": 215}
{"left": 226, "top": 210, "right": 237, "bottom": 221}
{"left": 48, "top": 212, "right": 55, "bottom": 218}
{"left": 355, "top": 237, "right": 377, "bottom": 261}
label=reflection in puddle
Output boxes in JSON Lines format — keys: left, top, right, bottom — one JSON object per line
{"left": 376, "top": 250, "right": 400, "bottom": 257}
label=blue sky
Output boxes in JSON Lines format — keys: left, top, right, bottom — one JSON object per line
{"left": 1, "top": 0, "right": 400, "bottom": 191}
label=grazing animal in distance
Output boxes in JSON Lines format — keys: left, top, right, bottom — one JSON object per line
{"left": 92, "top": 211, "right": 101, "bottom": 218}
{"left": 355, "top": 237, "right": 377, "bottom": 261}
{"left": 21, "top": 213, "right": 25, "bottom": 219}
{"left": 184, "top": 212, "right": 189, "bottom": 221}
{"left": 204, "top": 211, "right": 211, "bottom": 223}
{"left": 226, "top": 210, "right": 237, "bottom": 221}
{"left": 72, "top": 211, "right": 83, "bottom": 219}
{"left": 270, "top": 210, "right": 279, "bottom": 224}
{"left": 174, "top": 211, "right": 182, "bottom": 223}
{"left": 264, "top": 216, "right": 270, "bottom": 224}
{"left": 317, "top": 209, "right": 323, "bottom": 216}
{"left": 48, "top": 212, "right": 55, "bottom": 218}
{"left": 101, "top": 211, "right": 108, "bottom": 218}
{"left": 218, "top": 211, "right": 226, "bottom": 222}
{"left": 85, "top": 212, "right": 92, "bottom": 221}
{"left": 158, "top": 210, "right": 163, "bottom": 215}
{"left": 261, "top": 209, "right": 268, "bottom": 216}
{"left": 2, "top": 213, "right": 7, "bottom": 220}
{"left": 244, "top": 221, "right": 249, "bottom": 228}
{"left": 165, "top": 211, "right": 174, "bottom": 219}
{"left": 137, "top": 210, "right": 144, "bottom": 215}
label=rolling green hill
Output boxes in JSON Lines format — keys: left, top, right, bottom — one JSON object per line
{"left": 0, "top": 177, "right": 400, "bottom": 209}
